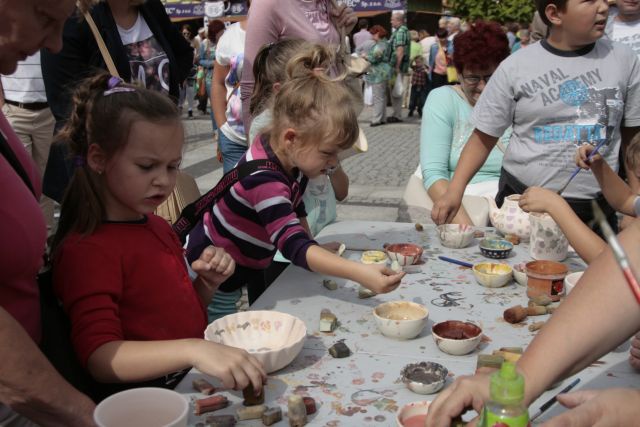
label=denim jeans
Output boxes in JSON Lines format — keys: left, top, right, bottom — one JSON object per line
{"left": 218, "top": 129, "right": 248, "bottom": 173}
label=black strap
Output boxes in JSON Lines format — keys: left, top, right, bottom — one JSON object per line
{"left": 0, "top": 132, "right": 36, "bottom": 197}
{"left": 173, "top": 159, "right": 286, "bottom": 243}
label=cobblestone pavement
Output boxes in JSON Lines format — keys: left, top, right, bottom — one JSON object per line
{"left": 181, "top": 106, "right": 421, "bottom": 222}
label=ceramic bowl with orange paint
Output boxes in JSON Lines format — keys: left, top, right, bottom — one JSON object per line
{"left": 525, "top": 260, "right": 568, "bottom": 301}
{"left": 432, "top": 320, "right": 483, "bottom": 355}
{"left": 385, "top": 243, "right": 424, "bottom": 266}
{"left": 396, "top": 400, "right": 431, "bottom": 427}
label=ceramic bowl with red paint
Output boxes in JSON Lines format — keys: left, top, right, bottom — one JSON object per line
{"left": 432, "top": 320, "right": 483, "bottom": 356}
{"left": 385, "top": 243, "right": 424, "bottom": 266}
{"left": 396, "top": 400, "right": 431, "bottom": 427}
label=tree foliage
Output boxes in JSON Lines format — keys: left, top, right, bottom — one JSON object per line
{"left": 449, "top": 0, "right": 536, "bottom": 24}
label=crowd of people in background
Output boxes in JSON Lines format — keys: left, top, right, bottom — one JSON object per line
{"left": 2, "top": 0, "right": 640, "bottom": 425}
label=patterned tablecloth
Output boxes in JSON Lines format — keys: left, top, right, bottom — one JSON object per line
{"left": 176, "top": 221, "right": 638, "bottom": 426}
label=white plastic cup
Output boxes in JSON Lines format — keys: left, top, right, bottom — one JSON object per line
{"left": 94, "top": 388, "right": 188, "bottom": 427}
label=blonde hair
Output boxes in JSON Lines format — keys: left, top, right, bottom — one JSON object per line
{"left": 268, "top": 44, "right": 359, "bottom": 153}
{"left": 250, "top": 39, "right": 312, "bottom": 116}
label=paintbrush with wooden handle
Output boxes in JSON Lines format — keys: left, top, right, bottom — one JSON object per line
{"left": 592, "top": 200, "right": 640, "bottom": 304}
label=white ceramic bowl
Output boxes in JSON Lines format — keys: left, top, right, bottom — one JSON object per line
{"left": 436, "top": 224, "right": 475, "bottom": 249}
{"left": 373, "top": 301, "right": 428, "bottom": 340}
{"left": 432, "top": 320, "right": 483, "bottom": 356}
{"left": 564, "top": 271, "right": 584, "bottom": 295}
{"left": 204, "top": 311, "right": 306, "bottom": 373}
{"left": 396, "top": 400, "right": 431, "bottom": 427}
{"left": 385, "top": 243, "right": 424, "bottom": 266}
{"left": 513, "top": 263, "right": 527, "bottom": 286}
{"left": 472, "top": 262, "right": 513, "bottom": 288}
{"left": 94, "top": 388, "right": 188, "bottom": 427}
{"left": 401, "top": 362, "right": 448, "bottom": 395}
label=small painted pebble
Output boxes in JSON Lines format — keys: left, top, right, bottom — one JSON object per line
{"left": 328, "top": 341, "right": 351, "bottom": 358}
{"left": 322, "top": 279, "right": 338, "bottom": 291}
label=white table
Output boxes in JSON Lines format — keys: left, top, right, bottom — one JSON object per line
{"left": 176, "top": 221, "right": 638, "bottom": 426}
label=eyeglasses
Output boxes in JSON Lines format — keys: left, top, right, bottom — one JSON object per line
{"left": 182, "top": 32, "right": 191, "bottom": 36}
{"left": 461, "top": 73, "right": 492, "bottom": 85}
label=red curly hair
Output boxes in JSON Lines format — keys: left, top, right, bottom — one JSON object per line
{"left": 452, "top": 21, "right": 509, "bottom": 74}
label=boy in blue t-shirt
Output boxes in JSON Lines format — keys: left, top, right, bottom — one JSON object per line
{"left": 431, "top": 0, "right": 640, "bottom": 233}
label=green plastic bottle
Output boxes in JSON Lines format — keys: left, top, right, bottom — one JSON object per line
{"left": 480, "top": 361, "right": 530, "bottom": 427}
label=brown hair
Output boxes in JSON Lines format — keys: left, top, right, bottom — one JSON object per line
{"left": 627, "top": 132, "right": 640, "bottom": 172}
{"left": 207, "top": 20, "right": 225, "bottom": 42}
{"left": 250, "top": 39, "right": 313, "bottom": 116}
{"left": 268, "top": 44, "right": 359, "bottom": 154}
{"left": 536, "top": 0, "right": 568, "bottom": 27}
{"left": 51, "top": 73, "right": 179, "bottom": 253}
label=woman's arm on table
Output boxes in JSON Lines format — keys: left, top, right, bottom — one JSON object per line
{"left": 426, "top": 219, "right": 640, "bottom": 427}
{"left": 420, "top": 89, "right": 474, "bottom": 225}
{"left": 431, "top": 129, "right": 497, "bottom": 225}
{"left": 0, "top": 308, "right": 95, "bottom": 427}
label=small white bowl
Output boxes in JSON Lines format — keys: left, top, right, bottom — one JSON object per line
{"left": 432, "top": 320, "right": 483, "bottom": 356}
{"left": 564, "top": 271, "right": 584, "bottom": 295}
{"left": 401, "top": 362, "right": 448, "bottom": 395}
{"left": 373, "top": 301, "right": 428, "bottom": 340}
{"left": 385, "top": 243, "right": 424, "bottom": 266}
{"left": 473, "top": 262, "right": 513, "bottom": 288}
{"left": 204, "top": 311, "right": 306, "bottom": 373}
{"left": 94, "top": 388, "right": 188, "bottom": 427}
{"left": 513, "top": 263, "right": 527, "bottom": 286}
{"left": 396, "top": 400, "right": 431, "bottom": 427}
{"left": 436, "top": 224, "right": 475, "bottom": 249}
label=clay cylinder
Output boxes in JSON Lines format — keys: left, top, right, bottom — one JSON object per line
{"left": 288, "top": 395, "right": 307, "bottom": 426}
{"left": 503, "top": 305, "right": 527, "bottom": 324}
{"left": 526, "top": 260, "right": 568, "bottom": 301}
{"left": 526, "top": 305, "right": 547, "bottom": 316}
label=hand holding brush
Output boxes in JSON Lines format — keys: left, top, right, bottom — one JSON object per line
{"left": 557, "top": 138, "right": 608, "bottom": 196}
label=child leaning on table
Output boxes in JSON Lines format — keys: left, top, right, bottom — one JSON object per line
{"left": 186, "top": 46, "right": 405, "bottom": 305}
{"left": 249, "top": 42, "right": 351, "bottom": 282}
{"left": 519, "top": 133, "right": 640, "bottom": 370}
{"left": 431, "top": 0, "right": 640, "bottom": 232}
{"left": 51, "top": 74, "right": 266, "bottom": 400}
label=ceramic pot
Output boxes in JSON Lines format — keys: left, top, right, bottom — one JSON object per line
{"left": 485, "top": 194, "right": 530, "bottom": 242}
{"left": 526, "top": 260, "right": 568, "bottom": 301}
{"left": 529, "top": 213, "right": 569, "bottom": 261}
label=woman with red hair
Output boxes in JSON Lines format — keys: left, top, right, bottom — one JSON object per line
{"left": 365, "top": 25, "right": 392, "bottom": 126}
{"left": 418, "top": 21, "right": 511, "bottom": 225}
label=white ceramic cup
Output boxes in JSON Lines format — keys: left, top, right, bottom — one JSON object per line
{"left": 529, "top": 213, "right": 569, "bottom": 261}
{"left": 564, "top": 271, "right": 584, "bottom": 295}
{"left": 94, "top": 388, "right": 188, "bottom": 427}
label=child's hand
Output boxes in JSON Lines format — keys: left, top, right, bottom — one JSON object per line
{"left": 576, "top": 144, "right": 603, "bottom": 170}
{"left": 355, "top": 264, "right": 405, "bottom": 294}
{"left": 191, "top": 246, "right": 235, "bottom": 289}
{"left": 190, "top": 341, "right": 267, "bottom": 392}
{"left": 519, "top": 187, "right": 561, "bottom": 214}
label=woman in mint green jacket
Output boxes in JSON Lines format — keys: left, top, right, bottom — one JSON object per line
{"left": 364, "top": 25, "right": 392, "bottom": 126}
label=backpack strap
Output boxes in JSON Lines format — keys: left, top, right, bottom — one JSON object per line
{"left": 173, "top": 159, "right": 286, "bottom": 243}
{"left": 0, "top": 128, "right": 36, "bottom": 197}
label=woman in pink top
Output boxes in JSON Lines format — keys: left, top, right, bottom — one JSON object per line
{"left": 240, "top": 0, "right": 357, "bottom": 130}
{"left": 0, "top": 0, "right": 96, "bottom": 424}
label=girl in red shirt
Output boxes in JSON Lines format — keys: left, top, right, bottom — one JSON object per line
{"left": 52, "top": 73, "right": 265, "bottom": 399}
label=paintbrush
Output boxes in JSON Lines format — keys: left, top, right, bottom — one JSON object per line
{"left": 591, "top": 200, "right": 640, "bottom": 305}
{"left": 556, "top": 138, "right": 608, "bottom": 196}
{"left": 438, "top": 256, "right": 474, "bottom": 268}
{"left": 530, "top": 378, "right": 581, "bottom": 421}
